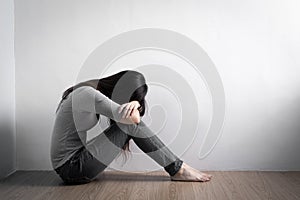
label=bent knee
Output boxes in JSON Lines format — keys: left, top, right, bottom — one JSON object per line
{"left": 116, "top": 120, "right": 143, "bottom": 136}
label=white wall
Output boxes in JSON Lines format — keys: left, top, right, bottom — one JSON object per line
{"left": 0, "top": 0, "right": 16, "bottom": 178}
{"left": 14, "top": 0, "right": 300, "bottom": 170}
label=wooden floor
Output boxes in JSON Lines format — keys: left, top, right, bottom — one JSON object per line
{"left": 0, "top": 170, "right": 299, "bottom": 200}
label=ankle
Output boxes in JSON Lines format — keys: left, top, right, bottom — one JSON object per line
{"left": 171, "top": 163, "right": 184, "bottom": 177}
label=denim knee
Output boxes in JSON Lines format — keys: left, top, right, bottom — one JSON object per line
{"left": 116, "top": 120, "right": 156, "bottom": 138}
{"left": 116, "top": 121, "right": 140, "bottom": 137}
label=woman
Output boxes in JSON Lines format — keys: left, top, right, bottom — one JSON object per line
{"left": 51, "top": 70, "right": 212, "bottom": 185}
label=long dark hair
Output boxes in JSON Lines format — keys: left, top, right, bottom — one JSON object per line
{"left": 56, "top": 70, "right": 148, "bottom": 159}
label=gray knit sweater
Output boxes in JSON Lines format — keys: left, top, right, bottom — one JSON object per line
{"left": 50, "top": 86, "right": 123, "bottom": 169}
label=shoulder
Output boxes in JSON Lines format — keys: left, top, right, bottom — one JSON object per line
{"left": 75, "top": 85, "right": 94, "bottom": 92}
{"left": 74, "top": 86, "right": 108, "bottom": 100}
{"left": 73, "top": 86, "right": 97, "bottom": 95}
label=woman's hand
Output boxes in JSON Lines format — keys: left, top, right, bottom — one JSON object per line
{"left": 118, "top": 100, "right": 141, "bottom": 118}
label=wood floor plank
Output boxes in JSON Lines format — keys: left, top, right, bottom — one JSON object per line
{"left": 260, "top": 172, "right": 300, "bottom": 200}
{"left": 198, "top": 171, "right": 230, "bottom": 200}
{"left": 1, "top": 171, "right": 300, "bottom": 200}
{"left": 221, "top": 171, "right": 265, "bottom": 200}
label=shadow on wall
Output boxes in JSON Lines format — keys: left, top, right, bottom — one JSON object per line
{"left": 0, "top": 119, "right": 15, "bottom": 178}
{"left": 260, "top": 95, "right": 300, "bottom": 170}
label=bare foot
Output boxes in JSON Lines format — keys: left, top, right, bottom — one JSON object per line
{"left": 170, "top": 163, "right": 213, "bottom": 182}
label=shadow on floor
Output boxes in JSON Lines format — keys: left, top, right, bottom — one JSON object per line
{"left": 0, "top": 170, "right": 170, "bottom": 187}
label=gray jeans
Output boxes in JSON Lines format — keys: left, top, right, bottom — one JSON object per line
{"left": 55, "top": 120, "right": 183, "bottom": 185}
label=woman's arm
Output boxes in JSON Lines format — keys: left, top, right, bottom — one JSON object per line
{"left": 72, "top": 86, "right": 141, "bottom": 124}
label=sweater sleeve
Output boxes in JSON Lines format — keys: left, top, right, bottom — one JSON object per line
{"left": 72, "top": 86, "right": 123, "bottom": 122}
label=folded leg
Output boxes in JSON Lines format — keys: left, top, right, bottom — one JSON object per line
{"left": 116, "top": 120, "right": 183, "bottom": 176}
